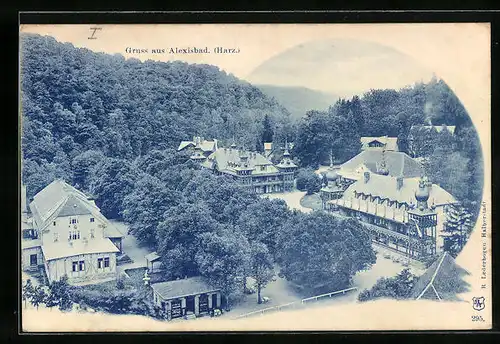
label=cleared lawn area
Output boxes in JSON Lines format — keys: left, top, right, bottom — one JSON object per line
{"left": 125, "top": 267, "right": 167, "bottom": 285}
{"left": 300, "top": 193, "right": 322, "bottom": 211}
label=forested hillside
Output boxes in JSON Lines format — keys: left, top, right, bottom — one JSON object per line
{"left": 20, "top": 34, "right": 293, "bottom": 199}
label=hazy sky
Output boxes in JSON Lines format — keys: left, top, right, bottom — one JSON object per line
{"left": 246, "top": 39, "right": 434, "bottom": 97}
{"left": 20, "top": 24, "right": 436, "bottom": 97}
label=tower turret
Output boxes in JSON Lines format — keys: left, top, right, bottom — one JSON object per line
{"left": 190, "top": 137, "right": 206, "bottom": 163}
{"left": 377, "top": 148, "right": 389, "bottom": 176}
{"left": 415, "top": 176, "right": 430, "bottom": 210}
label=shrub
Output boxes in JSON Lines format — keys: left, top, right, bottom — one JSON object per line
{"left": 116, "top": 275, "right": 125, "bottom": 290}
{"left": 358, "top": 269, "right": 417, "bottom": 302}
{"left": 296, "top": 168, "right": 322, "bottom": 194}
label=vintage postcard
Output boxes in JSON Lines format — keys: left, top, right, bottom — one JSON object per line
{"left": 19, "top": 23, "right": 491, "bottom": 331}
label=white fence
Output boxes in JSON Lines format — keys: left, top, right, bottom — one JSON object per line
{"left": 233, "top": 287, "right": 357, "bottom": 320}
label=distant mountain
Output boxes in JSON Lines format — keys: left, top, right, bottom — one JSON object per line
{"left": 256, "top": 84, "right": 338, "bottom": 120}
{"left": 247, "top": 39, "right": 434, "bottom": 98}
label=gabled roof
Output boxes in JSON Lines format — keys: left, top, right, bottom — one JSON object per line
{"left": 178, "top": 139, "right": 217, "bottom": 152}
{"left": 339, "top": 151, "right": 423, "bottom": 179}
{"left": 341, "top": 174, "right": 456, "bottom": 206}
{"left": 145, "top": 251, "right": 161, "bottom": 262}
{"left": 42, "top": 237, "right": 119, "bottom": 261}
{"left": 410, "top": 125, "right": 456, "bottom": 135}
{"left": 151, "top": 276, "right": 220, "bottom": 300}
{"left": 360, "top": 136, "right": 398, "bottom": 151}
{"left": 57, "top": 194, "right": 93, "bottom": 217}
{"left": 201, "top": 148, "right": 279, "bottom": 175}
{"left": 410, "top": 252, "right": 470, "bottom": 301}
{"left": 29, "top": 180, "right": 123, "bottom": 238}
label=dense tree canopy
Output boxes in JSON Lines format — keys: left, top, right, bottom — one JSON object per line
{"left": 21, "top": 33, "right": 292, "bottom": 200}
{"left": 277, "top": 212, "right": 376, "bottom": 295}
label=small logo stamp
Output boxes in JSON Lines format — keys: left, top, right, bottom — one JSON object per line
{"left": 88, "top": 27, "right": 102, "bottom": 40}
{"left": 472, "top": 296, "right": 485, "bottom": 311}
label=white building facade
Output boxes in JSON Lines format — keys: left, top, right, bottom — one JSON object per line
{"left": 22, "top": 180, "right": 124, "bottom": 285}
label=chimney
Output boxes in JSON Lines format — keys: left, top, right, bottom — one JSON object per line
{"left": 363, "top": 171, "right": 370, "bottom": 184}
{"left": 397, "top": 176, "right": 403, "bottom": 190}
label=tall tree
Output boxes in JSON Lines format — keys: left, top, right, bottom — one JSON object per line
{"left": 122, "top": 174, "right": 181, "bottom": 247}
{"left": 88, "top": 157, "right": 139, "bottom": 219}
{"left": 237, "top": 198, "right": 290, "bottom": 256}
{"left": 261, "top": 114, "right": 274, "bottom": 145}
{"left": 156, "top": 202, "right": 221, "bottom": 280}
{"left": 249, "top": 242, "right": 275, "bottom": 304}
{"left": 196, "top": 226, "right": 251, "bottom": 310}
{"left": 71, "top": 150, "right": 105, "bottom": 191}
{"left": 442, "top": 204, "right": 473, "bottom": 257}
{"left": 22, "top": 279, "right": 35, "bottom": 309}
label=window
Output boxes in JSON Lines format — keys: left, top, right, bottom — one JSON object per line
{"left": 90, "top": 218, "right": 95, "bottom": 223}
{"left": 98, "top": 258, "right": 103, "bottom": 269}
{"left": 90, "top": 229, "right": 95, "bottom": 238}
{"left": 30, "top": 254, "right": 37, "bottom": 266}
{"left": 69, "top": 231, "right": 80, "bottom": 240}
{"left": 79, "top": 260, "right": 85, "bottom": 271}
{"left": 72, "top": 261, "right": 78, "bottom": 272}
{"left": 104, "top": 257, "right": 110, "bottom": 268}
{"left": 53, "top": 232, "right": 59, "bottom": 242}
{"left": 70, "top": 219, "right": 78, "bottom": 224}
{"left": 53, "top": 221, "right": 56, "bottom": 226}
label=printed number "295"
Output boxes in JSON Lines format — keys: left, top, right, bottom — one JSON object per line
{"left": 471, "top": 315, "right": 485, "bottom": 322}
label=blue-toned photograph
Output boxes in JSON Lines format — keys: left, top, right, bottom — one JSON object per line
{"left": 19, "top": 24, "right": 488, "bottom": 330}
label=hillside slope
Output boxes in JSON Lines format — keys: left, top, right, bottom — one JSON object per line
{"left": 20, "top": 34, "right": 293, "bottom": 197}
{"left": 256, "top": 84, "right": 337, "bottom": 120}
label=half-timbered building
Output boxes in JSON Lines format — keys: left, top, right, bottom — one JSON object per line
{"left": 327, "top": 172, "right": 456, "bottom": 261}
{"left": 193, "top": 140, "right": 297, "bottom": 194}
{"left": 22, "top": 180, "right": 124, "bottom": 285}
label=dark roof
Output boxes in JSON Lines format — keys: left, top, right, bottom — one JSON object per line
{"left": 151, "top": 276, "right": 220, "bottom": 300}
{"left": 410, "top": 252, "right": 470, "bottom": 301}
{"left": 340, "top": 151, "right": 423, "bottom": 178}
{"left": 201, "top": 148, "right": 280, "bottom": 175}
{"left": 57, "top": 194, "right": 93, "bottom": 217}
{"left": 145, "top": 251, "right": 161, "bottom": 262}
{"left": 360, "top": 136, "right": 398, "bottom": 151}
